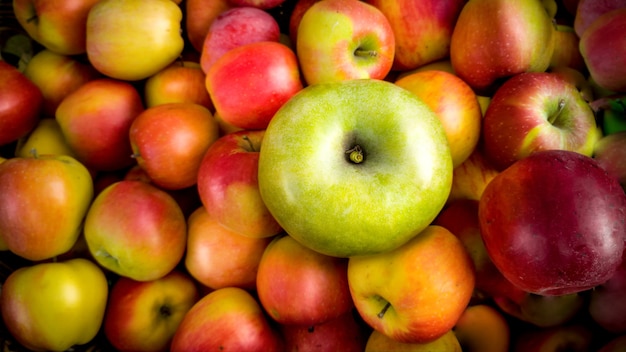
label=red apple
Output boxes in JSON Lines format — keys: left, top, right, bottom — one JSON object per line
{"left": 256, "top": 235, "right": 354, "bottom": 326}
{"left": 579, "top": 8, "right": 626, "bottom": 93}
{"left": 365, "top": 0, "right": 466, "bottom": 71}
{"left": 206, "top": 41, "right": 302, "bottom": 130}
{"left": 184, "top": 206, "right": 274, "bottom": 290}
{"left": 450, "top": 0, "right": 556, "bottom": 94}
{"left": 197, "top": 130, "right": 282, "bottom": 238}
{"left": 199, "top": 6, "right": 281, "bottom": 74}
{"left": 170, "top": 287, "right": 284, "bottom": 352}
{"left": 478, "top": 150, "right": 626, "bottom": 296}
{"left": 55, "top": 78, "right": 144, "bottom": 172}
{"left": 23, "top": 49, "right": 101, "bottom": 118}
{"left": 0, "top": 60, "right": 42, "bottom": 146}
{"left": 573, "top": 0, "right": 626, "bottom": 37}
{"left": 144, "top": 60, "right": 213, "bottom": 111}
{"left": 129, "top": 102, "right": 220, "bottom": 190}
{"left": 104, "top": 270, "right": 200, "bottom": 352}
{"left": 84, "top": 180, "right": 188, "bottom": 281}
{"left": 482, "top": 72, "right": 601, "bottom": 171}
{"left": 185, "top": 0, "right": 234, "bottom": 53}
{"left": 12, "top": 0, "right": 101, "bottom": 55}
{"left": 296, "top": 0, "right": 395, "bottom": 85}
{"left": 280, "top": 310, "right": 370, "bottom": 352}
{"left": 0, "top": 154, "right": 93, "bottom": 261}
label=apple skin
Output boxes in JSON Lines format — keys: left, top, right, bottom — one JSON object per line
{"left": 12, "top": 0, "right": 101, "bottom": 55}
{"left": 450, "top": 0, "right": 556, "bottom": 94}
{"left": 206, "top": 41, "right": 303, "bottom": 130}
{"left": 0, "top": 60, "right": 42, "bottom": 146}
{"left": 86, "top": 0, "right": 185, "bottom": 81}
{"left": 185, "top": 0, "right": 234, "bottom": 53}
{"left": 579, "top": 8, "right": 626, "bottom": 93}
{"left": 84, "top": 180, "right": 187, "bottom": 282}
{"left": 228, "top": 0, "right": 286, "bottom": 10}
{"left": 280, "top": 310, "right": 370, "bottom": 352}
{"left": 129, "top": 102, "right": 220, "bottom": 190}
{"left": 365, "top": 330, "right": 462, "bottom": 352}
{"left": 199, "top": 6, "right": 281, "bottom": 74}
{"left": 348, "top": 225, "right": 475, "bottom": 344}
{"left": 573, "top": 0, "right": 626, "bottom": 37}
{"left": 493, "top": 292, "right": 585, "bottom": 328}
{"left": 0, "top": 258, "right": 108, "bottom": 352}
{"left": 478, "top": 150, "right": 626, "bottom": 296}
{"left": 258, "top": 79, "right": 452, "bottom": 258}
{"left": 184, "top": 206, "right": 274, "bottom": 290}
{"left": 23, "top": 49, "right": 101, "bottom": 118}
{"left": 589, "top": 250, "right": 626, "bottom": 333}
{"left": 549, "top": 24, "right": 586, "bottom": 72}
{"left": 395, "top": 69, "right": 483, "bottom": 168}
{"left": 288, "top": 0, "right": 321, "bottom": 47}
{"left": 197, "top": 130, "right": 282, "bottom": 238}
{"left": 482, "top": 72, "right": 601, "bottom": 171}
{"left": 170, "top": 287, "right": 284, "bottom": 352}
{"left": 0, "top": 154, "right": 93, "bottom": 261}
{"left": 365, "top": 0, "right": 466, "bottom": 71}
{"left": 15, "top": 118, "right": 77, "bottom": 159}
{"left": 446, "top": 148, "right": 501, "bottom": 205}
{"left": 256, "top": 235, "right": 354, "bottom": 326}
{"left": 511, "top": 324, "right": 593, "bottom": 352}
{"left": 55, "top": 78, "right": 144, "bottom": 172}
{"left": 593, "top": 131, "right": 626, "bottom": 190}
{"left": 144, "top": 60, "right": 213, "bottom": 111}
{"left": 453, "top": 304, "right": 510, "bottom": 352}
{"left": 103, "top": 270, "right": 200, "bottom": 352}
{"left": 296, "top": 0, "right": 395, "bottom": 85}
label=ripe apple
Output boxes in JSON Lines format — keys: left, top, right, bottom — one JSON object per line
{"left": 103, "top": 270, "right": 200, "bottom": 352}
{"left": 144, "top": 60, "right": 213, "bottom": 110}
{"left": 0, "top": 258, "right": 108, "bottom": 352}
{"left": 288, "top": 0, "right": 320, "bottom": 47}
{"left": 0, "top": 154, "right": 93, "bottom": 261}
{"left": 15, "top": 118, "right": 76, "bottom": 159}
{"left": 395, "top": 69, "right": 483, "bottom": 168}
{"left": 84, "top": 180, "right": 187, "bottom": 281}
{"left": 453, "top": 304, "right": 510, "bottom": 352}
{"left": 258, "top": 79, "right": 452, "bottom": 258}
{"left": 0, "top": 60, "right": 42, "bottom": 146}
{"left": 256, "top": 235, "right": 354, "bottom": 326}
{"left": 55, "top": 78, "right": 144, "bottom": 172}
{"left": 549, "top": 24, "right": 586, "bottom": 72}
{"left": 197, "top": 130, "right": 282, "bottom": 238}
{"left": 478, "top": 150, "right": 626, "bottom": 296}
{"left": 296, "top": 0, "right": 395, "bottom": 85}
{"left": 185, "top": 0, "right": 234, "bottom": 52}
{"left": 185, "top": 206, "right": 274, "bottom": 290}
{"left": 23, "top": 49, "right": 101, "bottom": 118}
{"left": 12, "top": 0, "right": 101, "bottom": 55}
{"left": 206, "top": 41, "right": 303, "bottom": 130}
{"left": 447, "top": 148, "right": 501, "bottom": 204}
{"left": 579, "top": 8, "right": 626, "bottom": 93}
{"left": 170, "top": 287, "right": 284, "bottom": 352}
{"left": 573, "top": 0, "right": 626, "bottom": 37}
{"left": 364, "top": 329, "right": 462, "bottom": 352}
{"left": 593, "top": 131, "right": 626, "bottom": 189}
{"left": 364, "top": 0, "right": 465, "bottom": 71}
{"left": 348, "top": 225, "right": 475, "bottom": 344}
{"left": 280, "top": 310, "right": 370, "bottom": 352}
{"left": 129, "top": 102, "right": 220, "bottom": 190}
{"left": 199, "top": 6, "right": 281, "bottom": 74}
{"left": 450, "top": 0, "right": 556, "bottom": 94}
{"left": 482, "top": 72, "right": 601, "bottom": 171}
{"left": 86, "top": 0, "right": 185, "bottom": 81}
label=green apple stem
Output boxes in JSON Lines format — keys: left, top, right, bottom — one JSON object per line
{"left": 548, "top": 98, "right": 566, "bottom": 124}
{"left": 354, "top": 49, "right": 378, "bottom": 58}
{"left": 346, "top": 145, "right": 364, "bottom": 164}
{"left": 377, "top": 301, "right": 391, "bottom": 318}
{"left": 242, "top": 135, "right": 256, "bottom": 152}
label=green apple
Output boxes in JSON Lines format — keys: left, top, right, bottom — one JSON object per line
{"left": 258, "top": 79, "right": 452, "bottom": 258}
{"left": 0, "top": 258, "right": 108, "bottom": 351}
{"left": 85, "top": 0, "right": 185, "bottom": 81}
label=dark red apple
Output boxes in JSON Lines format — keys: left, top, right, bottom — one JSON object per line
{"left": 478, "top": 149, "right": 626, "bottom": 296}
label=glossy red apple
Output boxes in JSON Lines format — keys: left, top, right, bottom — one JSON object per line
{"left": 478, "top": 150, "right": 626, "bottom": 296}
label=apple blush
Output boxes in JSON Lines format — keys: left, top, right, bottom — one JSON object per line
{"left": 478, "top": 149, "right": 626, "bottom": 296}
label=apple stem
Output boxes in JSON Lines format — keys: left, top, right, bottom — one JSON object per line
{"left": 549, "top": 98, "right": 566, "bottom": 124}
{"left": 377, "top": 302, "right": 391, "bottom": 318}
{"left": 29, "top": 148, "right": 38, "bottom": 159}
{"left": 242, "top": 135, "right": 256, "bottom": 152}
{"left": 354, "top": 49, "right": 378, "bottom": 58}
{"left": 346, "top": 145, "right": 364, "bottom": 164}
{"left": 26, "top": 15, "right": 38, "bottom": 24}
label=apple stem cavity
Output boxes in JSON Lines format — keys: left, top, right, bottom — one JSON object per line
{"left": 346, "top": 145, "right": 364, "bottom": 164}
{"left": 242, "top": 135, "right": 256, "bottom": 152}
{"left": 549, "top": 98, "right": 567, "bottom": 125}
{"left": 160, "top": 305, "right": 172, "bottom": 318}
{"left": 377, "top": 301, "right": 391, "bottom": 319}
{"left": 354, "top": 48, "right": 378, "bottom": 58}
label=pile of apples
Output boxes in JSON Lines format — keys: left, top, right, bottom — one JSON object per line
{"left": 1, "top": 0, "right": 626, "bottom": 350}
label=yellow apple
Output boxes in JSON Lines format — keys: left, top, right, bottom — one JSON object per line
{"left": 15, "top": 118, "right": 76, "bottom": 158}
